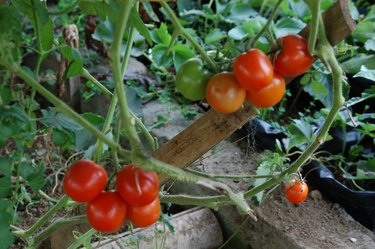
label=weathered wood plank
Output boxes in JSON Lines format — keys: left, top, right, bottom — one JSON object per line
{"left": 154, "top": 0, "right": 355, "bottom": 185}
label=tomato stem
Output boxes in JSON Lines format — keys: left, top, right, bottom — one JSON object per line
{"left": 247, "top": 0, "right": 284, "bottom": 50}
{"left": 305, "top": 0, "right": 321, "bottom": 55}
{"left": 110, "top": 0, "right": 143, "bottom": 156}
{"left": 33, "top": 215, "right": 88, "bottom": 246}
{"left": 160, "top": 2, "right": 219, "bottom": 72}
{"left": 12, "top": 195, "right": 69, "bottom": 239}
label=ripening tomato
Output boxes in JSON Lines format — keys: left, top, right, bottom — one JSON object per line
{"left": 116, "top": 164, "right": 159, "bottom": 206}
{"left": 273, "top": 34, "right": 313, "bottom": 77}
{"left": 246, "top": 72, "right": 286, "bottom": 108}
{"left": 127, "top": 197, "right": 161, "bottom": 228}
{"left": 285, "top": 180, "right": 309, "bottom": 204}
{"left": 63, "top": 159, "right": 107, "bottom": 202}
{"left": 86, "top": 191, "right": 127, "bottom": 233}
{"left": 176, "top": 58, "right": 212, "bottom": 101}
{"left": 206, "top": 72, "right": 246, "bottom": 114}
{"left": 233, "top": 49, "right": 274, "bottom": 91}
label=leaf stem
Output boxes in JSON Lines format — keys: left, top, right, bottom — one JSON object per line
{"left": 33, "top": 215, "right": 88, "bottom": 246}
{"left": 12, "top": 195, "right": 69, "bottom": 239}
{"left": 304, "top": 0, "right": 321, "bottom": 55}
{"left": 247, "top": 0, "right": 284, "bottom": 49}
{"left": 160, "top": 2, "right": 218, "bottom": 71}
{"left": 110, "top": 0, "right": 142, "bottom": 155}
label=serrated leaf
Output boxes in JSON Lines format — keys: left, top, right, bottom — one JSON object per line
{"left": 151, "top": 23, "right": 171, "bottom": 45}
{"left": 151, "top": 44, "right": 173, "bottom": 67}
{"left": 172, "top": 43, "right": 194, "bottom": 71}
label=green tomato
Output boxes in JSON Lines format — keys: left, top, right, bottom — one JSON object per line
{"left": 175, "top": 58, "right": 212, "bottom": 101}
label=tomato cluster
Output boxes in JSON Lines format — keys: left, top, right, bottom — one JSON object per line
{"left": 63, "top": 160, "right": 160, "bottom": 233}
{"left": 175, "top": 34, "right": 313, "bottom": 113}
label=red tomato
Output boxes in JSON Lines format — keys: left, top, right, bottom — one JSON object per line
{"left": 116, "top": 164, "right": 159, "bottom": 206}
{"left": 246, "top": 72, "right": 286, "bottom": 108}
{"left": 127, "top": 197, "right": 161, "bottom": 228}
{"left": 206, "top": 72, "right": 246, "bottom": 114}
{"left": 273, "top": 34, "right": 313, "bottom": 77}
{"left": 86, "top": 191, "right": 127, "bottom": 233}
{"left": 63, "top": 159, "right": 107, "bottom": 202}
{"left": 285, "top": 180, "right": 309, "bottom": 204}
{"left": 233, "top": 49, "right": 274, "bottom": 91}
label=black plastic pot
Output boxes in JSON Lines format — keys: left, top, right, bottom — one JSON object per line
{"left": 303, "top": 161, "right": 375, "bottom": 233}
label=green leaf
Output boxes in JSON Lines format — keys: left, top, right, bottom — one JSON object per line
{"left": 0, "top": 226, "right": 14, "bottom": 249}
{"left": 274, "top": 17, "right": 306, "bottom": 38}
{"left": 40, "top": 108, "right": 83, "bottom": 132}
{"left": 0, "top": 6, "right": 22, "bottom": 66}
{"left": 286, "top": 119, "right": 313, "bottom": 151}
{"left": 364, "top": 38, "right": 375, "bottom": 52}
{"left": 151, "top": 44, "right": 173, "bottom": 67}
{"left": 353, "top": 66, "right": 375, "bottom": 81}
{"left": 141, "top": 2, "right": 160, "bottom": 22}
{"left": 0, "top": 6, "right": 22, "bottom": 43}
{"left": 229, "top": 3, "right": 257, "bottom": 21}
{"left": 303, "top": 73, "right": 333, "bottom": 108}
{"left": 172, "top": 44, "right": 195, "bottom": 71}
{"left": 151, "top": 23, "right": 171, "bottom": 45}
{"left": 79, "top": 1, "right": 111, "bottom": 19}
{"left": 340, "top": 54, "right": 375, "bottom": 74}
{"left": 0, "top": 177, "right": 12, "bottom": 198}
{"left": 19, "top": 161, "right": 45, "bottom": 192}
{"left": 92, "top": 18, "right": 114, "bottom": 43}
{"left": 252, "top": 151, "right": 285, "bottom": 205}
{"left": 65, "top": 60, "right": 83, "bottom": 78}
{"left": 177, "top": 0, "right": 200, "bottom": 12}
{"left": 0, "top": 158, "right": 12, "bottom": 177}
{"left": 228, "top": 26, "right": 248, "bottom": 40}
{"left": 205, "top": 28, "right": 226, "bottom": 44}
{"left": 13, "top": 0, "right": 53, "bottom": 52}
{"left": 345, "top": 86, "right": 375, "bottom": 108}
{"left": 129, "top": 9, "right": 152, "bottom": 45}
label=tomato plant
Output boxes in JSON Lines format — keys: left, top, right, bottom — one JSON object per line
{"left": 206, "top": 72, "right": 246, "bottom": 114}
{"left": 233, "top": 49, "right": 274, "bottom": 91}
{"left": 246, "top": 72, "right": 286, "bottom": 108}
{"left": 86, "top": 191, "right": 127, "bottom": 233}
{"left": 63, "top": 159, "right": 108, "bottom": 202}
{"left": 285, "top": 180, "right": 309, "bottom": 204}
{"left": 175, "top": 58, "right": 212, "bottom": 101}
{"left": 127, "top": 197, "right": 161, "bottom": 228}
{"left": 116, "top": 164, "right": 159, "bottom": 206}
{"left": 273, "top": 34, "right": 314, "bottom": 77}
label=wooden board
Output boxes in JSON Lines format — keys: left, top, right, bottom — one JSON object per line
{"left": 154, "top": 0, "right": 355, "bottom": 185}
